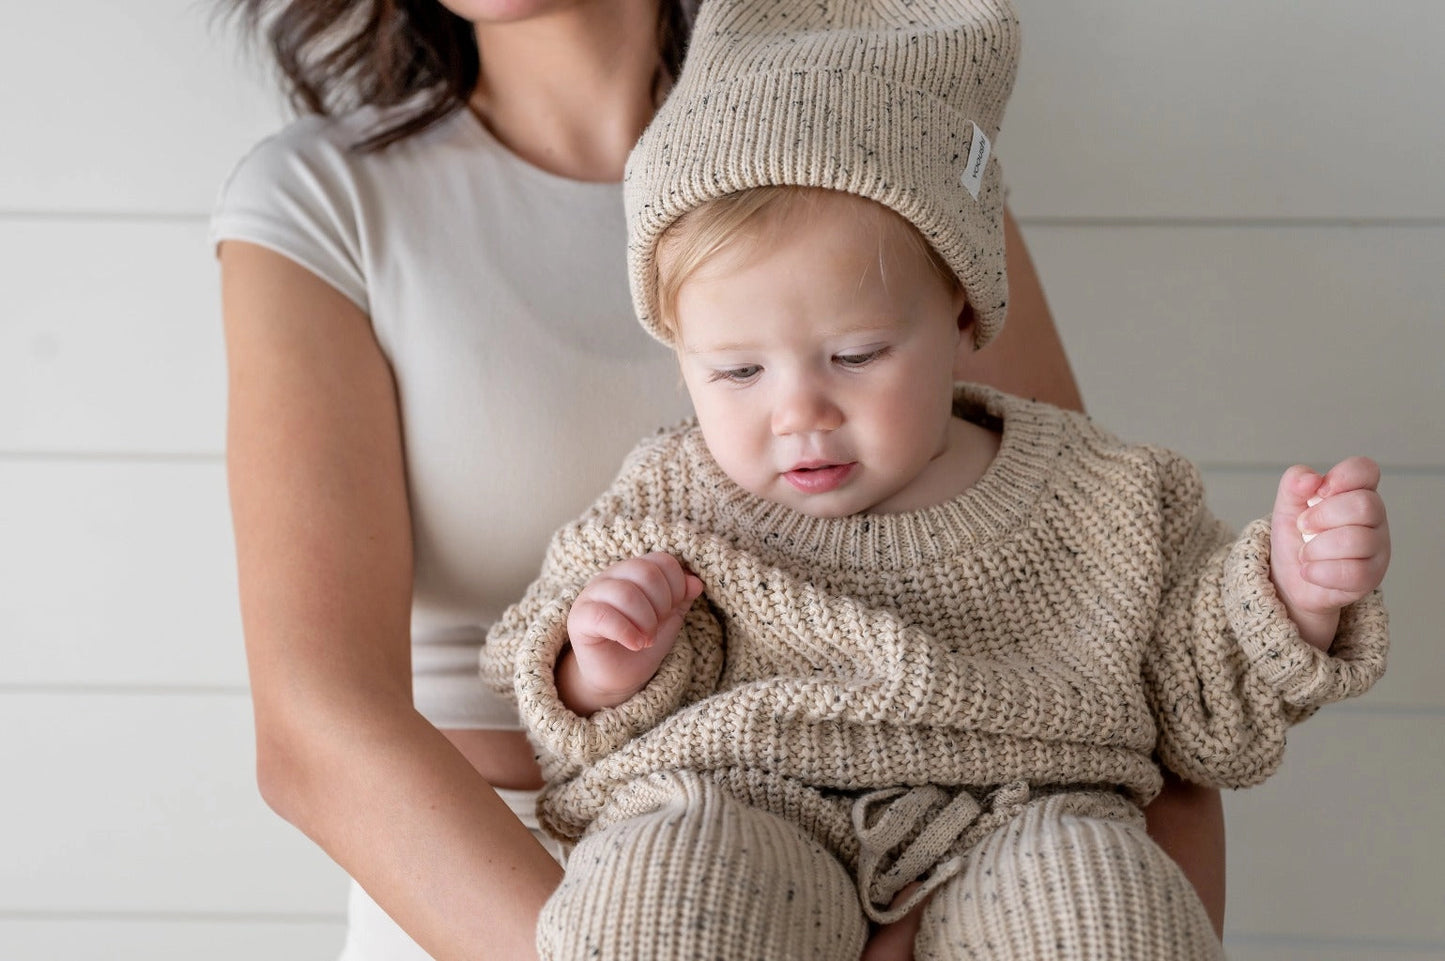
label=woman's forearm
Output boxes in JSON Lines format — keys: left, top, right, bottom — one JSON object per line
{"left": 223, "top": 240, "right": 561, "bottom": 959}
{"left": 259, "top": 704, "right": 561, "bottom": 961}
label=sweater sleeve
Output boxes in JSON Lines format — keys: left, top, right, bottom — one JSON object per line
{"left": 479, "top": 441, "right": 725, "bottom": 780}
{"left": 1141, "top": 450, "right": 1388, "bottom": 789}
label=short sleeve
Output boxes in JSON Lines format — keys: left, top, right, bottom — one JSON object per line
{"left": 209, "top": 119, "right": 370, "bottom": 312}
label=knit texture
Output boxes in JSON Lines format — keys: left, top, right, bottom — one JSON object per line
{"left": 915, "top": 795, "right": 1222, "bottom": 960}
{"left": 625, "top": 0, "right": 1020, "bottom": 347}
{"left": 538, "top": 770, "right": 867, "bottom": 961}
{"left": 538, "top": 778, "right": 1220, "bottom": 961}
{"left": 481, "top": 384, "right": 1389, "bottom": 871}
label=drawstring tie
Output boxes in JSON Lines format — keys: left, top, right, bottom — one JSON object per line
{"left": 852, "top": 781, "right": 1030, "bottom": 923}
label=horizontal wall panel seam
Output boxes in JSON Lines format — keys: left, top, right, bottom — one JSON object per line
{"left": 1225, "top": 931, "right": 1445, "bottom": 953}
{"left": 0, "top": 452, "right": 224, "bottom": 464}
{"left": 0, "top": 910, "right": 342, "bottom": 924}
{"left": 1017, "top": 217, "right": 1445, "bottom": 230}
{"left": 0, "top": 685, "right": 249, "bottom": 697}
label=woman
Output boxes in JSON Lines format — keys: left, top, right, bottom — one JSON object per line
{"left": 213, "top": 2, "right": 1224, "bottom": 959}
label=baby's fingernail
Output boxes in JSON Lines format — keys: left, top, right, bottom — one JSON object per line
{"left": 1299, "top": 495, "right": 1323, "bottom": 542}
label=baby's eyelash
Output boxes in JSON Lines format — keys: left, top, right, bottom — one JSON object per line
{"left": 708, "top": 365, "right": 762, "bottom": 383}
{"left": 835, "top": 347, "right": 892, "bottom": 367}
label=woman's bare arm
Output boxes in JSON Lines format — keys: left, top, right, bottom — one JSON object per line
{"left": 221, "top": 242, "right": 562, "bottom": 961}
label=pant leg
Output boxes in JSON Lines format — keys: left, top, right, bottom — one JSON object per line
{"left": 914, "top": 795, "right": 1223, "bottom": 961}
{"left": 537, "top": 771, "right": 867, "bottom": 961}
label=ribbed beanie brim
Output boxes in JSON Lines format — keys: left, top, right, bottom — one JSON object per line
{"left": 625, "top": 0, "right": 1021, "bottom": 347}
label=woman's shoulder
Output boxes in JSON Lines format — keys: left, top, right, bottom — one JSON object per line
{"left": 209, "top": 103, "right": 479, "bottom": 307}
{"left": 218, "top": 102, "right": 470, "bottom": 198}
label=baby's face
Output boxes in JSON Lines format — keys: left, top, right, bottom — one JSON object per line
{"left": 674, "top": 194, "right": 971, "bottom": 517}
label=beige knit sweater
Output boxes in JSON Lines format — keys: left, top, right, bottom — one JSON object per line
{"left": 482, "top": 384, "right": 1388, "bottom": 866}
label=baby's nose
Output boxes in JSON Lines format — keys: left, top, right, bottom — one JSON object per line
{"left": 772, "top": 383, "right": 844, "bottom": 436}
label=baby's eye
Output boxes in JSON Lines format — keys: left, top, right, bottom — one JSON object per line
{"left": 835, "top": 347, "right": 890, "bottom": 368}
{"left": 710, "top": 365, "right": 762, "bottom": 383}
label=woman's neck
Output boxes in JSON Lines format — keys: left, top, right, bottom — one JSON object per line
{"left": 470, "top": 1, "right": 664, "bottom": 182}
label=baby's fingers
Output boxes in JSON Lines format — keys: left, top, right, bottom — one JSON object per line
{"left": 570, "top": 579, "right": 663, "bottom": 650}
{"left": 1296, "top": 554, "right": 1389, "bottom": 602}
{"left": 616, "top": 552, "right": 698, "bottom": 614}
{"left": 1298, "top": 523, "right": 1383, "bottom": 565}
{"left": 1316, "top": 456, "right": 1381, "bottom": 498}
{"left": 1298, "top": 488, "right": 1387, "bottom": 542}
{"left": 568, "top": 598, "right": 649, "bottom": 651}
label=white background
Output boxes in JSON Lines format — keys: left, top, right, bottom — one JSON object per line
{"left": 2, "top": 2, "right": 1442, "bottom": 958}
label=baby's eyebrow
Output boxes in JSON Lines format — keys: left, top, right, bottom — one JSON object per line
{"left": 680, "top": 318, "right": 904, "bottom": 355}
{"left": 681, "top": 340, "right": 754, "bottom": 355}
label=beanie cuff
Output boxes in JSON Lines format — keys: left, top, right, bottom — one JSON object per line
{"left": 626, "top": 68, "right": 1009, "bottom": 348}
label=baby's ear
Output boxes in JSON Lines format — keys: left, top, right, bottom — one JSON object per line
{"left": 956, "top": 299, "right": 975, "bottom": 336}
{"left": 952, "top": 299, "right": 978, "bottom": 379}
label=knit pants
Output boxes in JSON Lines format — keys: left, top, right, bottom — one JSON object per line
{"left": 914, "top": 794, "right": 1223, "bottom": 961}
{"left": 536, "top": 778, "right": 1222, "bottom": 961}
{"left": 537, "top": 772, "right": 867, "bottom": 960}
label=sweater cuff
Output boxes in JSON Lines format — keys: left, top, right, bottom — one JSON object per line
{"left": 513, "top": 599, "right": 723, "bottom": 771}
{"left": 1225, "top": 518, "right": 1389, "bottom": 708}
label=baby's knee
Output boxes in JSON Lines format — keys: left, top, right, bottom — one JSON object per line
{"left": 537, "top": 773, "right": 866, "bottom": 961}
{"left": 915, "top": 798, "right": 1222, "bottom": 961}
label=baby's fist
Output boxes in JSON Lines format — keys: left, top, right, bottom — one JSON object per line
{"left": 568, "top": 552, "right": 704, "bottom": 653}
{"left": 1270, "top": 457, "right": 1390, "bottom": 650}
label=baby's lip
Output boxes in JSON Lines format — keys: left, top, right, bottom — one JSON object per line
{"left": 782, "top": 461, "right": 857, "bottom": 494}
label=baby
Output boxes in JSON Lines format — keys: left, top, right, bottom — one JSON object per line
{"left": 482, "top": 2, "right": 1390, "bottom": 959}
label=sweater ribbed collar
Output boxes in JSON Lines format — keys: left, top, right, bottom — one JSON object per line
{"left": 680, "top": 383, "right": 1065, "bottom": 571}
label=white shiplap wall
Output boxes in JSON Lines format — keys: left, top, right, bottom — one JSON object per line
{"left": 0, "top": 4, "right": 350, "bottom": 958}
{"left": 3, "top": 2, "right": 1441, "bottom": 959}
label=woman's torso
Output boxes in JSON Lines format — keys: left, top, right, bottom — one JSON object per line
{"left": 211, "top": 104, "right": 692, "bottom": 784}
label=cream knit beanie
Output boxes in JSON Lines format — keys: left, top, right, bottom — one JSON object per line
{"left": 625, "top": 0, "right": 1021, "bottom": 348}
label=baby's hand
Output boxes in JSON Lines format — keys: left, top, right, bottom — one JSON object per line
{"left": 1269, "top": 457, "right": 1390, "bottom": 651}
{"left": 559, "top": 552, "right": 704, "bottom": 712}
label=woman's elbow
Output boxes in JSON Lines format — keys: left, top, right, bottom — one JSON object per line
{"left": 252, "top": 717, "right": 317, "bottom": 825}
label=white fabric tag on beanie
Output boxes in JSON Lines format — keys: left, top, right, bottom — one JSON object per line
{"left": 960, "top": 123, "right": 992, "bottom": 200}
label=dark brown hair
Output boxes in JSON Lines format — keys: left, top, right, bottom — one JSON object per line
{"left": 221, "top": 1, "right": 696, "bottom": 151}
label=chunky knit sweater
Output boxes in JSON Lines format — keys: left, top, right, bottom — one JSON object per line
{"left": 482, "top": 384, "right": 1388, "bottom": 870}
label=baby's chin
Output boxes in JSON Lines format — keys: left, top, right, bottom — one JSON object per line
{"left": 723, "top": 466, "right": 885, "bottom": 518}
{"left": 752, "top": 484, "right": 878, "bottom": 519}
{"left": 789, "top": 500, "right": 866, "bottom": 519}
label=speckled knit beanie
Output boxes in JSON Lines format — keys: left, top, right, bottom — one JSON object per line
{"left": 625, "top": 0, "right": 1021, "bottom": 347}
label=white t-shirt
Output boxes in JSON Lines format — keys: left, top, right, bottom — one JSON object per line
{"left": 211, "top": 104, "right": 692, "bottom": 731}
